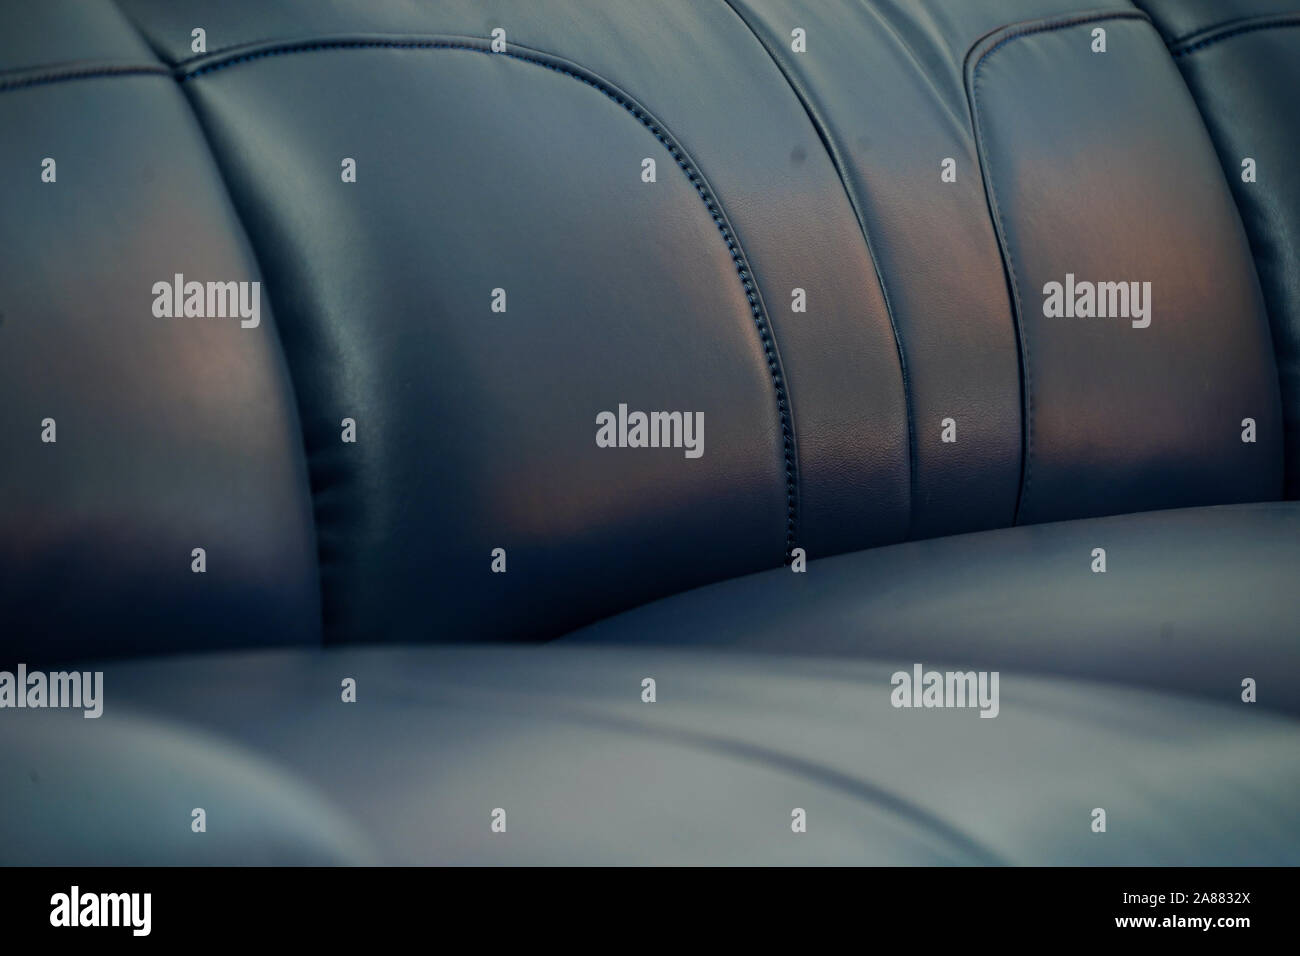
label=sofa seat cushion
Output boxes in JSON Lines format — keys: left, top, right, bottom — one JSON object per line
{"left": 3, "top": 642, "right": 1298, "bottom": 865}
{"left": 565, "top": 502, "right": 1300, "bottom": 715}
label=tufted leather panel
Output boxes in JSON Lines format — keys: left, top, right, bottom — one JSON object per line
{"left": 720, "top": 0, "right": 1027, "bottom": 539}
{"left": 1136, "top": 0, "right": 1300, "bottom": 41}
{"left": 170, "top": 41, "right": 808, "bottom": 644}
{"left": 1140, "top": 0, "right": 1300, "bottom": 498}
{"left": 118, "top": 0, "right": 914, "bottom": 574}
{"left": 966, "top": 11, "right": 1282, "bottom": 523}
{"left": 0, "top": 2, "right": 321, "bottom": 663}
{"left": 720, "top": 0, "right": 1285, "bottom": 531}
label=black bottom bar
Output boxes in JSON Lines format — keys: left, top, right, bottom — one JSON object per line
{"left": 0, "top": 866, "right": 1283, "bottom": 942}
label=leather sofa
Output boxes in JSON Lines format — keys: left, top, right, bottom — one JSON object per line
{"left": 2, "top": 0, "right": 1298, "bottom": 864}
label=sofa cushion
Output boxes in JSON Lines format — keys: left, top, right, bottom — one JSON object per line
{"left": 0, "top": 1, "right": 320, "bottom": 663}
{"left": 1140, "top": 0, "right": 1300, "bottom": 497}
{"left": 565, "top": 502, "right": 1300, "bottom": 715}
{"left": 4, "top": 642, "right": 1297, "bottom": 864}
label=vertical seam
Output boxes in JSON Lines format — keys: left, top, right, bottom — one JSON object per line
{"left": 719, "top": 0, "right": 917, "bottom": 539}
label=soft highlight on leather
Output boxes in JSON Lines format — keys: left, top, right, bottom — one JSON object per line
{"left": 0, "top": 11, "right": 321, "bottom": 663}
{"left": 564, "top": 502, "right": 1300, "bottom": 715}
{"left": 967, "top": 12, "right": 1282, "bottom": 523}
{"left": 5, "top": 645, "right": 1295, "bottom": 865}
{"left": 1140, "top": 0, "right": 1300, "bottom": 498}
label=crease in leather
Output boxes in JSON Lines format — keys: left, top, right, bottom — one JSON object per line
{"left": 173, "top": 32, "right": 801, "bottom": 563}
{"left": 963, "top": 9, "right": 1149, "bottom": 525}
{"left": 366, "top": 681, "right": 1007, "bottom": 865}
{"left": 718, "top": 0, "right": 918, "bottom": 537}
{"left": 92, "top": 0, "right": 332, "bottom": 649}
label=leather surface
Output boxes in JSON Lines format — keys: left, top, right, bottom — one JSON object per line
{"left": 1141, "top": 2, "right": 1300, "bottom": 498}
{"left": 0, "top": 3, "right": 321, "bottom": 663}
{"left": 565, "top": 502, "right": 1300, "bottom": 715}
{"left": 85, "top": 0, "right": 1289, "bottom": 643}
{"left": 4, "top": 644, "right": 1297, "bottom": 865}
{"left": 117, "top": 0, "right": 914, "bottom": 571}
{"left": 0, "top": 0, "right": 1298, "bottom": 868}
{"left": 0, "top": 704, "right": 377, "bottom": 865}
{"left": 1138, "top": 0, "right": 1300, "bottom": 41}
{"left": 112, "top": 1, "right": 935, "bottom": 641}
{"left": 722, "top": 0, "right": 1026, "bottom": 539}
{"left": 0, "top": 0, "right": 156, "bottom": 71}
{"left": 967, "top": 12, "right": 1282, "bottom": 523}
{"left": 174, "top": 41, "right": 799, "bottom": 644}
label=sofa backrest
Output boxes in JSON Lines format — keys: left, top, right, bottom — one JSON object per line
{"left": 1, "top": 0, "right": 1290, "bottom": 655}
{"left": 1139, "top": 0, "right": 1300, "bottom": 497}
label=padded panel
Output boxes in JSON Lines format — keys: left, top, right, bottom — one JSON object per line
{"left": 722, "top": 0, "right": 1025, "bottom": 539}
{"left": 1137, "top": 0, "right": 1300, "bottom": 42}
{"left": 117, "top": 1, "right": 913, "bottom": 563}
{"left": 967, "top": 12, "right": 1283, "bottom": 524}
{"left": 5, "top": 644, "right": 1298, "bottom": 864}
{"left": 565, "top": 502, "right": 1300, "bottom": 715}
{"left": 1152, "top": 10, "right": 1300, "bottom": 497}
{"left": 172, "top": 41, "right": 803, "bottom": 643}
{"left": 0, "top": 0, "right": 157, "bottom": 72}
{"left": 0, "top": 72, "right": 321, "bottom": 663}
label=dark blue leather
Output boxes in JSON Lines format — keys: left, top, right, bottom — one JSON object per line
{"left": 116, "top": 0, "right": 928, "bottom": 642}
{"left": 58, "top": 0, "right": 1278, "bottom": 646}
{"left": 0, "top": 0, "right": 156, "bottom": 69}
{"left": 6, "top": 644, "right": 1298, "bottom": 865}
{"left": 0, "top": 0, "right": 1293, "bottom": 660}
{"left": 565, "top": 502, "right": 1300, "bottom": 714}
{"left": 1137, "top": 0, "right": 1299, "bottom": 41}
{"left": 967, "top": 11, "right": 1282, "bottom": 522}
{"left": 722, "top": 0, "right": 1028, "bottom": 539}
{"left": 0, "top": 1, "right": 320, "bottom": 663}
{"left": 1139, "top": 0, "right": 1300, "bottom": 499}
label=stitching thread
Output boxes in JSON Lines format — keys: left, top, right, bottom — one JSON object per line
{"left": 718, "top": 0, "right": 917, "bottom": 540}
{"left": 181, "top": 37, "right": 800, "bottom": 560}
{"left": 966, "top": 11, "right": 1144, "bottom": 523}
{"left": 0, "top": 63, "right": 168, "bottom": 93}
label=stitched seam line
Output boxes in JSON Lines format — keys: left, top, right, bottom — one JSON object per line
{"left": 718, "top": 0, "right": 916, "bottom": 541}
{"left": 0, "top": 63, "right": 168, "bottom": 93}
{"left": 179, "top": 37, "right": 799, "bottom": 561}
{"left": 1172, "top": 18, "right": 1300, "bottom": 57}
{"left": 967, "top": 11, "right": 1145, "bottom": 524}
